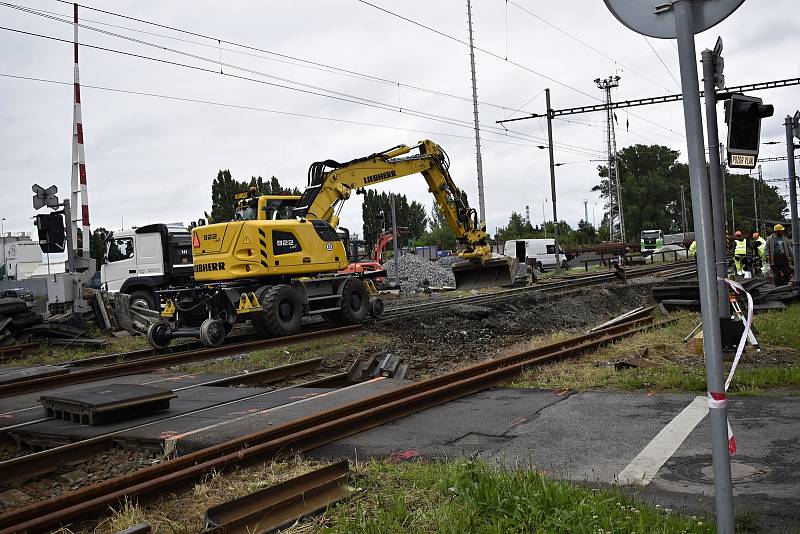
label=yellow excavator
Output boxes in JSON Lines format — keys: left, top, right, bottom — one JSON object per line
{"left": 148, "top": 140, "right": 515, "bottom": 348}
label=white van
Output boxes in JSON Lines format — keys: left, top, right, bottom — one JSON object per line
{"left": 503, "top": 239, "right": 567, "bottom": 271}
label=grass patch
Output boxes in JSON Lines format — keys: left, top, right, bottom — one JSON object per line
{"left": 91, "top": 459, "right": 712, "bottom": 534}
{"left": 319, "top": 460, "right": 712, "bottom": 534}
{"left": 513, "top": 305, "right": 800, "bottom": 394}
{"left": 2, "top": 330, "right": 151, "bottom": 369}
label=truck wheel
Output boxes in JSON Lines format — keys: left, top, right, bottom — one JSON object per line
{"left": 130, "top": 289, "right": 156, "bottom": 310}
{"left": 199, "top": 318, "right": 227, "bottom": 347}
{"left": 339, "top": 279, "right": 370, "bottom": 324}
{"left": 252, "top": 285, "right": 302, "bottom": 338}
{"left": 147, "top": 322, "right": 171, "bottom": 349}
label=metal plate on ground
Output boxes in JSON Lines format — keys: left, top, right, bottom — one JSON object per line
{"left": 39, "top": 383, "right": 177, "bottom": 425}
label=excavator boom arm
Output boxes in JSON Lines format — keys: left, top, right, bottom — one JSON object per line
{"left": 294, "top": 140, "right": 486, "bottom": 253}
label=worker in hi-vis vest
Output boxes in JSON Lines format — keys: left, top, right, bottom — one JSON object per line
{"left": 752, "top": 232, "right": 766, "bottom": 274}
{"left": 688, "top": 240, "right": 697, "bottom": 258}
{"left": 732, "top": 230, "right": 748, "bottom": 276}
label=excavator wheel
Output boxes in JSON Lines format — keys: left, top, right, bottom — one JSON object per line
{"left": 252, "top": 284, "right": 303, "bottom": 338}
{"left": 199, "top": 318, "right": 227, "bottom": 348}
{"left": 147, "top": 322, "right": 171, "bottom": 349}
{"left": 326, "top": 278, "right": 370, "bottom": 325}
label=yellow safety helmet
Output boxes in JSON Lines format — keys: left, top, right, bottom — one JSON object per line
{"left": 774, "top": 224, "right": 785, "bottom": 232}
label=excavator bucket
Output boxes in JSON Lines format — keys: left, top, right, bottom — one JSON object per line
{"left": 452, "top": 257, "right": 517, "bottom": 290}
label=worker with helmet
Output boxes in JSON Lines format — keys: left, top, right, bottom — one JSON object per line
{"left": 732, "top": 230, "right": 748, "bottom": 276}
{"left": 688, "top": 240, "right": 697, "bottom": 258}
{"left": 751, "top": 232, "right": 766, "bottom": 275}
{"left": 765, "top": 224, "right": 794, "bottom": 286}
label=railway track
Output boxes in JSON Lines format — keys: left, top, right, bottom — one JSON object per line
{"left": 382, "top": 260, "right": 695, "bottom": 318}
{"left": 0, "top": 260, "right": 694, "bottom": 407}
{"left": 0, "top": 325, "right": 359, "bottom": 398}
{"left": 0, "top": 314, "right": 667, "bottom": 533}
{"left": 0, "top": 361, "right": 343, "bottom": 484}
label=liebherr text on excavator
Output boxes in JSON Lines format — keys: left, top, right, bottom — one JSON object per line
{"left": 147, "top": 140, "right": 516, "bottom": 348}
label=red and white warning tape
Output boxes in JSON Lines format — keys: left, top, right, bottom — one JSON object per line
{"left": 706, "top": 279, "right": 754, "bottom": 456}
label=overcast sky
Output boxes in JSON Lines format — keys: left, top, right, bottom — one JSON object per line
{"left": 1, "top": 0, "right": 797, "bottom": 242}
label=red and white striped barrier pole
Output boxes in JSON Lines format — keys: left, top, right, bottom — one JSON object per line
{"left": 70, "top": 2, "right": 90, "bottom": 255}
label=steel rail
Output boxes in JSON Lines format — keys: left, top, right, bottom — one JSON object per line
{"left": 0, "top": 325, "right": 360, "bottom": 398}
{"left": 0, "top": 358, "right": 328, "bottom": 484}
{"left": 203, "top": 460, "right": 352, "bottom": 533}
{"left": 0, "top": 315, "right": 662, "bottom": 532}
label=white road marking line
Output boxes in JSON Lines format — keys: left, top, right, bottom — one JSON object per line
{"left": 617, "top": 395, "right": 708, "bottom": 485}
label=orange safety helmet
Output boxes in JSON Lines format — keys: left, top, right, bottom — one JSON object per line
{"left": 734, "top": 230, "right": 743, "bottom": 238}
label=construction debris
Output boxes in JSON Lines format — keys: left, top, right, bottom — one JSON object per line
{"left": 0, "top": 297, "right": 108, "bottom": 348}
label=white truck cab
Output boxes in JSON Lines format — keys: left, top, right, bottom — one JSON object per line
{"left": 101, "top": 223, "right": 193, "bottom": 309}
{"left": 503, "top": 238, "right": 567, "bottom": 271}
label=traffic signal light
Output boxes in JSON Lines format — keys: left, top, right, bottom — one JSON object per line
{"left": 34, "top": 213, "right": 66, "bottom": 254}
{"left": 724, "top": 93, "right": 773, "bottom": 169}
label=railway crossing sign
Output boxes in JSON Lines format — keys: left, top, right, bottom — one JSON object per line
{"left": 602, "top": 0, "right": 745, "bottom": 39}
{"left": 32, "top": 184, "right": 59, "bottom": 210}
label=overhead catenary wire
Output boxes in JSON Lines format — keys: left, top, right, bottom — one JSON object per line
{"left": 643, "top": 36, "right": 681, "bottom": 90}
{"left": 354, "top": 0, "right": 600, "bottom": 102}
{"left": 1, "top": 3, "right": 607, "bottom": 155}
{"left": 507, "top": 0, "right": 675, "bottom": 93}
{"left": 0, "top": 72, "right": 606, "bottom": 158}
{"left": 7, "top": 1, "right": 533, "bottom": 115}
{"left": 0, "top": 24, "right": 603, "bottom": 157}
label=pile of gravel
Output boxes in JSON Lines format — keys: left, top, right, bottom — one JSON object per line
{"left": 435, "top": 255, "right": 466, "bottom": 268}
{"left": 382, "top": 253, "right": 456, "bottom": 291}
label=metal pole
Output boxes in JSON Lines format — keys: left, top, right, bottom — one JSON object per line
{"left": 673, "top": 3, "right": 735, "bottom": 532}
{"left": 545, "top": 88, "right": 561, "bottom": 270}
{"left": 753, "top": 168, "right": 759, "bottom": 232}
{"left": 63, "top": 200, "right": 75, "bottom": 274}
{"left": 680, "top": 185, "right": 688, "bottom": 234}
{"left": 701, "top": 48, "right": 731, "bottom": 317}
{"left": 785, "top": 115, "right": 800, "bottom": 285}
{"left": 466, "top": 0, "right": 486, "bottom": 224}
{"left": 390, "top": 193, "right": 400, "bottom": 290}
{"left": 542, "top": 200, "right": 547, "bottom": 238}
{"left": 720, "top": 142, "right": 729, "bottom": 232}
{"left": 584, "top": 200, "right": 589, "bottom": 224}
{"left": 731, "top": 197, "right": 735, "bottom": 233}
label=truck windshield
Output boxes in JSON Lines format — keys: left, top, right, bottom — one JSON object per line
{"left": 641, "top": 231, "right": 661, "bottom": 239}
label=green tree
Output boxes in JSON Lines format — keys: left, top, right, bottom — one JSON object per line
{"left": 210, "top": 171, "right": 299, "bottom": 223}
{"left": 361, "top": 190, "right": 427, "bottom": 246}
{"left": 417, "top": 203, "right": 457, "bottom": 250}
{"left": 723, "top": 172, "right": 786, "bottom": 234}
{"left": 593, "top": 144, "right": 691, "bottom": 241}
{"left": 495, "top": 212, "right": 536, "bottom": 241}
{"left": 574, "top": 220, "right": 597, "bottom": 244}
{"left": 90, "top": 227, "right": 110, "bottom": 268}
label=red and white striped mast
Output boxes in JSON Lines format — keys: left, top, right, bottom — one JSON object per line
{"left": 70, "top": 2, "right": 90, "bottom": 256}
